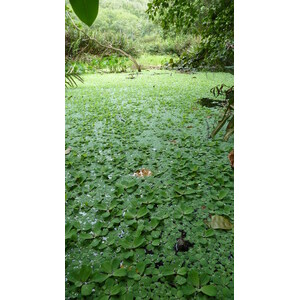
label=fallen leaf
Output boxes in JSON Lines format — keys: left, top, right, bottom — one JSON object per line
{"left": 170, "top": 140, "right": 177, "bottom": 144}
{"left": 65, "top": 147, "right": 72, "bottom": 155}
{"left": 133, "top": 168, "right": 153, "bottom": 177}
{"left": 209, "top": 215, "right": 233, "bottom": 230}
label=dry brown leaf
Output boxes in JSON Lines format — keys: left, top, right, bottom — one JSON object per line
{"left": 209, "top": 215, "right": 233, "bottom": 230}
{"left": 133, "top": 168, "right": 153, "bottom": 177}
{"left": 65, "top": 147, "right": 72, "bottom": 155}
{"left": 228, "top": 149, "right": 234, "bottom": 169}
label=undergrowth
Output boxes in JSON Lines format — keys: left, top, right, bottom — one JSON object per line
{"left": 66, "top": 54, "right": 176, "bottom": 74}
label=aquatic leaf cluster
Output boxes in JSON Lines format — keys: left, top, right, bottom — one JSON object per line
{"left": 65, "top": 71, "right": 234, "bottom": 299}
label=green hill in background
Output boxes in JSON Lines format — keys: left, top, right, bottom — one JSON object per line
{"left": 66, "top": 0, "right": 197, "bottom": 60}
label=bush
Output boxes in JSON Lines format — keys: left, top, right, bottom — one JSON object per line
{"left": 66, "top": 54, "right": 131, "bottom": 74}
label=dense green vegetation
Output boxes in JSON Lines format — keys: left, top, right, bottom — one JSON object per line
{"left": 147, "top": 0, "right": 234, "bottom": 71}
{"left": 66, "top": 0, "right": 233, "bottom": 73}
{"left": 65, "top": 71, "right": 234, "bottom": 299}
{"left": 66, "top": 0, "right": 198, "bottom": 72}
{"left": 66, "top": 1, "right": 234, "bottom": 298}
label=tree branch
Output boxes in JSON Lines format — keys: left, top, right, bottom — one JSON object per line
{"left": 67, "top": 12, "right": 141, "bottom": 72}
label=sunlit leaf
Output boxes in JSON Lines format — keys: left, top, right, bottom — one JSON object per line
{"left": 210, "top": 215, "right": 233, "bottom": 230}
{"left": 65, "top": 147, "right": 72, "bottom": 155}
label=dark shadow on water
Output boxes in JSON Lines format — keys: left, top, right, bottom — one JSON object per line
{"left": 197, "top": 98, "right": 226, "bottom": 108}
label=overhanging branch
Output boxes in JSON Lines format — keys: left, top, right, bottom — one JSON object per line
{"left": 66, "top": 12, "right": 141, "bottom": 72}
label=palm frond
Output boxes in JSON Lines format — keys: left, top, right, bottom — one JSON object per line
{"left": 65, "top": 59, "right": 84, "bottom": 88}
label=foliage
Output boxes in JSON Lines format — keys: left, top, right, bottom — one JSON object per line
{"left": 66, "top": 54, "right": 175, "bottom": 75}
{"left": 69, "top": 0, "right": 99, "bottom": 26}
{"left": 210, "top": 84, "right": 234, "bottom": 141}
{"left": 147, "top": 0, "right": 234, "bottom": 70}
{"left": 65, "top": 71, "right": 234, "bottom": 299}
{"left": 65, "top": 58, "right": 84, "bottom": 88}
{"left": 138, "top": 54, "right": 175, "bottom": 68}
{"left": 66, "top": 0, "right": 199, "bottom": 62}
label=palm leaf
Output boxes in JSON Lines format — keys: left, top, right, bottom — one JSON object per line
{"left": 65, "top": 60, "right": 84, "bottom": 88}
